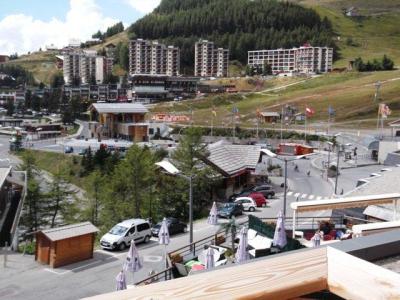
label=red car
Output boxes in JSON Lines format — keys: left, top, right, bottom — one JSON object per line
{"left": 248, "top": 192, "right": 268, "bottom": 207}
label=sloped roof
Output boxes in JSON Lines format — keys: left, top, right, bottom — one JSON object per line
{"left": 207, "top": 142, "right": 262, "bottom": 176}
{"left": 347, "top": 168, "right": 400, "bottom": 221}
{"left": 40, "top": 222, "right": 99, "bottom": 241}
{"left": 260, "top": 112, "right": 280, "bottom": 117}
{"left": 91, "top": 103, "right": 148, "bottom": 114}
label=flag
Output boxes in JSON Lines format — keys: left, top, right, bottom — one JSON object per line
{"left": 305, "top": 106, "right": 315, "bottom": 117}
{"left": 211, "top": 105, "right": 217, "bottom": 117}
{"left": 379, "top": 103, "right": 391, "bottom": 119}
{"left": 328, "top": 105, "right": 335, "bottom": 117}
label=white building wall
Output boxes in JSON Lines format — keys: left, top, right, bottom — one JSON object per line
{"left": 378, "top": 141, "right": 400, "bottom": 164}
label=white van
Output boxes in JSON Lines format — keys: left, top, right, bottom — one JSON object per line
{"left": 100, "top": 219, "right": 152, "bottom": 250}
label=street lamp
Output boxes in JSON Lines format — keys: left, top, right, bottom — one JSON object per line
{"left": 155, "top": 160, "right": 194, "bottom": 247}
{"left": 261, "top": 149, "right": 311, "bottom": 217}
{"left": 326, "top": 141, "right": 333, "bottom": 180}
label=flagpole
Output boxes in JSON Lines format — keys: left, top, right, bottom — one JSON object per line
{"left": 280, "top": 106, "right": 283, "bottom": 144}
{"left": 211, "top": 114, "right": 213, "bottom": 137}
{"left": 304, "top": 113, "right": 307, "bottom": 144}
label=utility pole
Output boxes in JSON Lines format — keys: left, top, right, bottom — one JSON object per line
{"left": 283, "top": 159, "right": 288, "bottom": 217}
{"left": 280, "top": 106, "right": 284, "bottom": 144}
{"left": 189, "top": 175, "right": 193, "bottom": 248}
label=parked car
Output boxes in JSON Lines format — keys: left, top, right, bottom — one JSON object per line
{"left": 64, "top": 146, "right": 74, "bottom": 154}
{"left": 248, "top": 192, "right": 268, "bottom": 207}
{"left": 100, "top": 219, "right": 152, "bottom": 251}
{"left": 151, "top": 217, "right": 187, "bottom": 237}
{"left": 252, "top": 185, "right": 275, "bottom": 199}
{"left": 234, "top": 197, "right": 256, "bottom": 212}
{"left": 78, "top": 148, "right": 88, "bottom": 155}
{"left": 218, "top": 202, "right": 244, "bottom": 218}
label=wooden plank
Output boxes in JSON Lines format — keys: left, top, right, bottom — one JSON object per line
{"left": 84, "top": 248, "right": 328, "bottom": 300}
{"left": 327, "top": 247, "right": 400, "bottom": 300}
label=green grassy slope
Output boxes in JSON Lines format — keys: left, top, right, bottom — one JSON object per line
{"left": 296, "top": 0, "right": 400, "bottom": 67}
{"left": 153, "top": 70, "right": 400, "bottom": 128}
{"left": 6, "top": 50, "right": 60, "bottom": 84}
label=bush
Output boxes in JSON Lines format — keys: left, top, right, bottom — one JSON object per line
{"left": 18, "top": 241, "right": 36, "bottom": 255}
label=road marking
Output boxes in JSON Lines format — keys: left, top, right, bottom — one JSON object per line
{"left": 301, "top": 194, "right": 307, "bottom": 199}
{"left": 308, "top": 195, "right": 315, "bottom": 200}
{"left": 294, "top": 193, "right": 300, "bottom": 197}
{"left": 287, "top": 191, "right": 293, "bottom": 196}
{"left": 316, "top": 196, "right": 322, "bottom": 200}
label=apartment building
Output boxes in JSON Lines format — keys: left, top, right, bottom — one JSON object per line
{"left": 248, "top": 45, "right": 333, "bottom": 74}
{"left": 63, "top": 50, "right": 113, "bottom": 85}
{"left": 129, "top": 39, "right": 180, "bottom": 76}
{"left": 194, "top": 40, "right": 229, "bottom": 77}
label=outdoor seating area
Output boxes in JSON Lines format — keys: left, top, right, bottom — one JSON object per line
{"left": 174, "top": 245, "right": 229, "bottom": 277}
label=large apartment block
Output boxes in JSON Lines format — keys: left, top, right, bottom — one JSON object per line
{"left": 194, "top": 40, "right": 229, "bottom": 77}
{"left": 129, "top": 39, "right": 180, "bottom": 76}
{"left": 63, "top": 50, "right": 113, "bottom": 85}
{"left": 248, "top": 45, "right": 333, "bottom": 74}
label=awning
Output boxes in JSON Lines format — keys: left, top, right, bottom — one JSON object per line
{"left": 291, "top": 193, "right": 400, "bottom": 213}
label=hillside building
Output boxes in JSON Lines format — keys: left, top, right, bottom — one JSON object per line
{"left": 88, "top": 102, "right": 149, "bottom": 142}
{"left": 129, "top": 39, "right": 180, "bottom": 76}
{"left": 248, "top": 45, "right": 333, "bottom": 75}
{"left": 63, "top": 50, "right": 113, "bottom": 85}
{"left": 0, "top": 55, "right": 9, "bottom": 64}
{"left": 194, "top": 40, "right": 229, "bottom": 77}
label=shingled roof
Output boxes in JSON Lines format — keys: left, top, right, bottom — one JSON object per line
{"left": 206, "top": 141, "right": 262, "bottom": 177}
{"left": 40, "top": 222, "right": 99, "bottom": 241}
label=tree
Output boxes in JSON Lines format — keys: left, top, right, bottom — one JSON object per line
{"left": 46, "top": 170, "right": 76, "bottom": 228}
{"left": 171, "top": 127, "right": 218, "bottom": 219}
{"left": 100, "top": 145, "right": 156, "bottom": 226}
{"left": 85, "top": 170, "right": 104, "bottom": 225}
{"left": 50, "top": 73, "right": 65, "bottom": 88}
{"left": 262, "top": 62, "right": 272, "bottom": 76}
{"left": 19, "top": 152, "right": 47, "bottom": 232}
{"left": 382, "top": 55, "right": 394, "bottom": 70}
{"left": 119, "top": 44, "right": 129, "bottom": 71}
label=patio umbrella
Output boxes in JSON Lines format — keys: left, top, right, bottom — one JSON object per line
{"left": 235, "top": 226, "right": 249, "bottom": 264}
{"left": 205, "top": 246, "right": 215, "bottom": 269}
{"left": 159, "top": 217, "right": 170, "bottom": 269}
{"left": 124, "top": 242, "right": 143, "bottom": 283}
{"left": 273, "top": 210, "right": 287, "bottom": 249}
{"left": 207, "top": 202, "right": 218, "bottom": 225}
{"left": 115, "top": 270, "right": 127, "bottom": 291}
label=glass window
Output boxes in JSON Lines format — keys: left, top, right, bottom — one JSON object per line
{"left": 137, "top": 223, "right": 150, "bottom": 232}
{"left": 109, "top": 225, "right": 128, "bottom": 236}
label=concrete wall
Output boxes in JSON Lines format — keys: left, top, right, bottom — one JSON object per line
{"left": 378, "top": 141, "right": 400, "bottom": 164}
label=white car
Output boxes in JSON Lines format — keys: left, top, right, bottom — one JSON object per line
{"left": 100, "top": 219, "right": 152, "bottom": 251}
{"left": 235, "top": 197, "right": 257, "bottom": 212}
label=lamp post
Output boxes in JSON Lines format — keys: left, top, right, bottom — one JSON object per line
{"left": 261, "top": 149, "right": 310, "bottom": 217}
{"left": 155, "top": 161, "right": 194, "bottom": 247}
{"left": 334, "top": 145, "right": 341, "bottom": 195}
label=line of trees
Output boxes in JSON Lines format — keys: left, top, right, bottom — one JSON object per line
{"left": 129, "top": 0, "right": 336, "bottom": 71}
{"left": 92, "top": 22, "right": 125, "bottom": 40}
{"left": 20, "top": 128, "right": 219, "bottom": 235}
{"left": 353, "top": 55, "right": 395, "bottom": 72}
{"left": 0, "top": 64, "right": 35, "bottom": 86}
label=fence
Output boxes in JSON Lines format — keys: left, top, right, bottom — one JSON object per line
{"left": 136, "top": 214, "right": 371, "bottom": 286}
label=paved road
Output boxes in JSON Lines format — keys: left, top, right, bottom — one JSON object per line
{"left": 0, "top": 132, "right": 385, "bottom": 299}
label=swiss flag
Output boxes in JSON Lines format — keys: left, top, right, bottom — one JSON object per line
{"left": 305, "top": 107, "right": 315, "bottom": 116}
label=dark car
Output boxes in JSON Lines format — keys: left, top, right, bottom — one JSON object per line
{"left": 252, "top": 185, "right": 275, "bottom": 199}
{"left": 230, "top": 185, "right": 275, "bottom": 200}
{"left": 151, "top": 217, "right": 187, "bottom": 237}
{"left": 218, "top": 203, "right": 244, "bottom": 218}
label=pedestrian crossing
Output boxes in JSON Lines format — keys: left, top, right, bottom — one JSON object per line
{"left": 286, "top": 191, "right": 330, "bottom": 201}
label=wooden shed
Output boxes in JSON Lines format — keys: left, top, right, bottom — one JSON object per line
{"left": 35, "top": 222, "right": 99, "bottom": 268}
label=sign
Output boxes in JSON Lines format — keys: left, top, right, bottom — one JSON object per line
{"left": 152, "top": 113, "right": 191, "bottom": 123}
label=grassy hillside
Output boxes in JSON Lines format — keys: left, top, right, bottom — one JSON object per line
{"left": 5, "top": 51, "right": 60, "bottom": 84}
{"left": 153, "top": 70, "right": 400, "bottom": 128}
{"left": 294, "top": 0, "right": 400, "bottom": 67}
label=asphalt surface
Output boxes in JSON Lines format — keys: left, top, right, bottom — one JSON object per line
{"left": 0, "top": 131, "right": 385, "bottom": 300}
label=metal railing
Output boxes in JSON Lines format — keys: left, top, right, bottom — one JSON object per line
{"left": 136, "top": 214, "right": 367, "bottom": 286}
